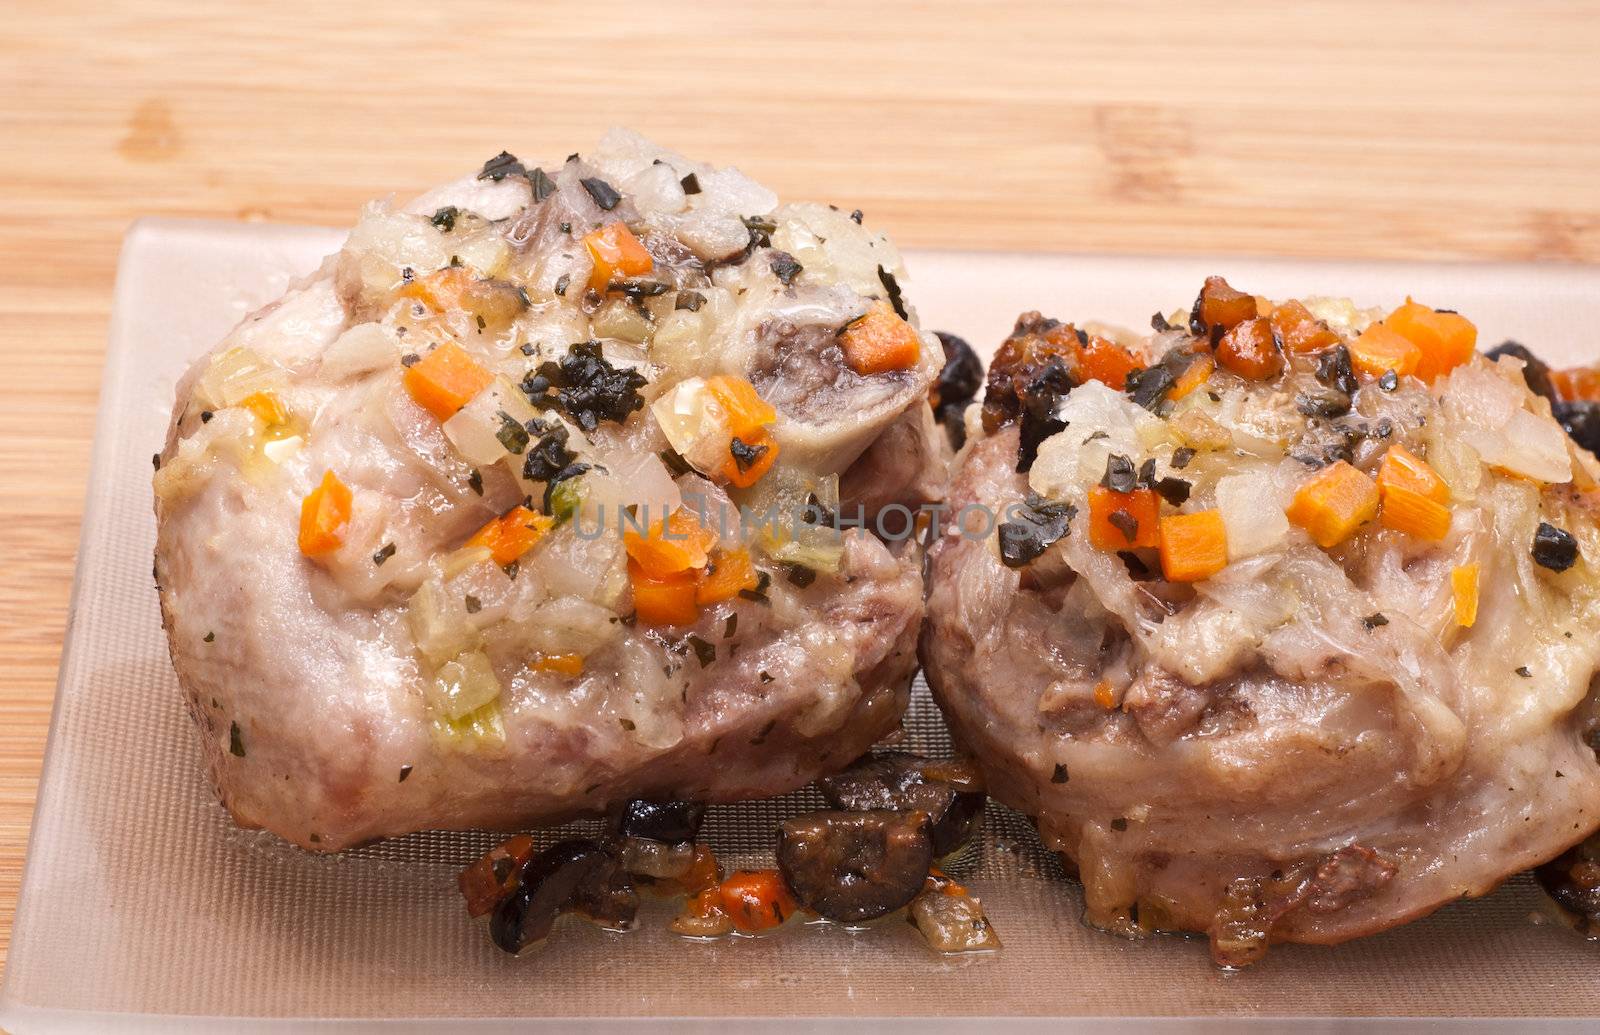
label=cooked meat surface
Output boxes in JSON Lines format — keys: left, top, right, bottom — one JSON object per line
{"left": 922, "top": 281, "right": 1600, "bottom": 964}
{"left": 154, "top": 130, "right": 942, "bottom": 851}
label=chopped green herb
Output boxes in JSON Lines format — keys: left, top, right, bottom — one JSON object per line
{"left": 203, "top": 631, "right": 215, "bottom": 643}
{"left": 680, "top": 172, "right": 701, "bottom": 195}
{"left": 724, "top": 613, "right": 738, "bottom": 638}
{"left": 152, "top": 452, "right": 161, "bottom": 470}
{"left": 398, "top": 765, "right": 413, "bottom": 783}
{"left": 1171, "top": 447, "right": 1196, "bottom": 469}
{"left": 729, "top": 435, "right": 769, "bottom": 473}
{"left": 401, "top": 352, "right": 421, "bottom": 367}
{"left": 430, "top": 206, "right": 458, "bottom": 231}
{"left": 850, "top": 209, "right": 863, "bottom": 224}
{"left": 495, "top": 411, "right": 531, "bottom": 454}
{"left": 784, "top": 564, "right": 816, "bottom": 588}
{"left": 464, "top": 594, "right": 482, "bottom": 614}
{"left": 1533, "top": 521, "right": 1579, "bottom": 572}
{"left": 877, "top": 264, "right": 907, "bottom": 319}
{"left": 229, "top": 721, "right": 246, "bottom": 758}
{"left": 686, "top": 635, "right": 716, "bottom": 668}
{"left": 372, "top": 542, "right": 396, "bottom": 566}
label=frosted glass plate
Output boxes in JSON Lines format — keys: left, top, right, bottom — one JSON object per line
{"left": 4, "top": 218, "right": 1599, "bottom": 1031}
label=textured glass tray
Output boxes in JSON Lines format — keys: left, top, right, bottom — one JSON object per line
{"left": 4, "top": 218, "right": 1600, "bottom": 1031}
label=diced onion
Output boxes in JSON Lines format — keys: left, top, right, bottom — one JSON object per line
{"left": 429, "top": 649, "right": 502, "bottom": 721}
{"left": 195, "top": 347, "right": 284, "bottom": 409}
{"left": 452, "top": 231, "right": 512, "bottom": 278}
{"left": 321, "top": 322, "right": 400, "bottom": 380}
{"left": 1216, "top": 469, "right": 1290, "bottom": 559}
{"left": 407, "top": 578, "right": 481, "bottom": 665}
{"left": 651, "top": 377, "right": 733, "bottom": 475}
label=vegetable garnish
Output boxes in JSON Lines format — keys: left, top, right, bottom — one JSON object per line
{"left": 718, "top": 870, "right": 798, "bottom": 933}
{"left": 403, "top": 342, "right": 493, "bottom": 421}
{"left": 478, "top": 151, "right": 524, "bottom": 181}
{"left": 298, "top": 470, "right": 353, "bottom": 557}
{"left": 1376, "top": 445, "right": 1452, "bottom": 541}
{"left": 1190, "top": 275, "right": 1256, "bottom": 339}
{"left": 1383, "top": 299, "right": 1476, "bottom": 383}
{"left": 1088, "top": 486, "right": 1160, "bottom": 551}
{"left": 523, "top": 341, "right": 647, "bottom": 432}
{"left": 239, "top": 391, "right": 289, "bottom": 427}
{"left": 531, "top": 653, "right": 585, "bottom": 677}
{"left": 580, "top": 176, "right": 622, "bottom": 210}
{"left": 1452, "top": 563, "right": 1480, "bottom": 627}
{"left": 1158, "top": 510, "right": 1228, "bottom": 583}
{"left": 696, "top": 548, "right": 760, "bottom": 606}
{"left": 466, "top": 506, "right": 555, "bottom": 566}
{"left": 998, "top": 494, "right": 1076, "bottom": 568}
{"left": 1215, "top": 317, "right": 1283, "bottom": 380}
{"left": 840, "top": 301, "right": 921, "bottom": 375}
{"left": 1286, "top": 461, "right": 1379, "bottom": 548}
{"left": 624, "top": 507, "right": 717, "bottom": 578}
{"left": 1075, "top": 335, "right": 1141, "bottom": 390}
{"left": 1268, "top": 300, "right": 1339, "bottom": 354}
{"left": 583, "top": 222, "right": 653, "bottom": 292}
{"left": 627, "top": 562, "right": 701, "bottom": 626}
{"left": 1349, "top": 323, "right": 1421, "bottom": 380}
{"left": 1532, "top": 521, "right": 1580, "bottom": 572}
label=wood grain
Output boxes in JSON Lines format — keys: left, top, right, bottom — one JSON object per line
{"left": 2, "top": 0, "right": 1598, "bottom": 971}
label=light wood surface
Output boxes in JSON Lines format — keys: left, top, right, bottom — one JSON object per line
{"left": 2, "top": 0, "right": 1598, "bottom": 970}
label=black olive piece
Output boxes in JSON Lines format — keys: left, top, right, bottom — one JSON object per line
{"left": 1484, "top": 340, "right": 1554, "bottom": 400}
{"left": 1296, "top": 386, "right": 1352, "bottom": 419}
{"left": 933, "top": 331, "right": 984, "bottom": 414}
{"left": 1101, "top": 454, "right": 1137, "bottom": 493}
{"left": 1532, "top": 521, "right": 1580, "bottom": 572}
{"left": 1535, "top": 833, "right": 1600, "bottom": 937}
{"left": 580, "top": 177, "right": 622, "bottom": 210}
{"left": 1554, "top": 400, "right": 1600, "bottom": 455}
{"left": 817, "top": 754, "right": 986, "bottom": 857}
{"left": 1015, "top": 355, "right": 1075, "bottom": 472}
{"left": 489, "top": 839, "right": 618, "bottom": 954}
{"left": 997, "top": 494, "right": 1075, "bottom": 569}
{"left": 777, "top": 810, "right": 934, "bottom": 923}
{"left": 1316, "top": 345, "right": 1358, "bottom": 396}
{"left": 611, "top": 799, "right": 706, "bottom": 846}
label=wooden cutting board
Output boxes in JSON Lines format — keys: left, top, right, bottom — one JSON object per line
{"left": 2, "top": 0, "right": 1598, "bottom": 968}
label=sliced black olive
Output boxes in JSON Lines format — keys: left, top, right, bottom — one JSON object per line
{"left": 489, "top": 839, "right": 618, "bottom": 954}
{"left": 997, "top": 494, "right": 1075, "bottom": 570}
{"left": 818, "top": 754, "right": 986, "bottom": 856}
{"left": 1533, "top": 521, "right": 1580, "bottom": 573}
{"left": 608, "top": 799, "right": 707, "bottom": 879}
{"left": 933, "top": 331, "right": 984, "bottom": 448}
{"left": 612, "top": 799, "right": 705, "bottom": 845}
{"left": 1553, "top": 400, "right": 1600, "bottom": 455}
{"left": 1535, "top": 832, "right": 1600, "bottom": 937}
{"left": 1484, "top": 340, "right": 1554, "bottom": 400}
{"left": 777, "top": 810, "right": 934, "bottom": 923}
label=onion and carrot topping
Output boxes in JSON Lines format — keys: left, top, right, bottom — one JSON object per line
{"left": 1349, "top": 324, "right": 1421, "bottom": 380}
{"left": 583, "top": 222, "right": 654, "bottom": 293}
{"left": 458, "top": 834, "right": 537, "bottom": 918}
{"left": 403, "top": 342, "right": 493, "bottom": 421}
{"left": 298, "top": 470, "right": 353, "bottom": 557}
{"left": 1286, "top": 461, "right": 1379, "bottom": 548}
{"left": 1452, "top": 563, "right": 1480, "bottom": 627}
{"left": 695, "top": 548, "right": 759, "bottom": 606}
{"left": 718, "top": 869, "right": 798, "bottom": 934}
{"left": 1158, "top": 510, "right": 1229, "bottom": 583}
{"left": 628, "top": 564, "right": 702, "bottom": 626}
{"left": 1076, "top": 335, "right": 1141, "bottom": 390}
{"left": 623, "top": 508, "right": 729, "bottom": 626}
{"left": 530, "top": 653, "right": 585, "bottom": 677}
{"left": 1088, "top": 486, "right": 1160, "bottom": 551}
{"left": 1169, "top": 353, "right": 1215, "bottom": 401}
{"left": 239, "top": 391, "right": 289, "bottom": 427}
{"left": 1192, "top": 276, "right": 1257, "bottom": 335}
{"left": 1214, "top": 317, "right": 1283, "bottom": 380}
{"left": 624, "top": 507, "right": 717, "bottom": 578}
{"left": 1268, "top": 300, "right": 1340, "bottom": 355}
{"left": 466, "top": 505, "right": 555, "bottom": 566}
{"left": 1383, "top": 300, "right": 1476, "bottom": 383}
{"left": 1375, "top": 445, "right": 1452, "bottom": 541}
{"left": 840, "top": 302, "right": 921, "bottom": 375}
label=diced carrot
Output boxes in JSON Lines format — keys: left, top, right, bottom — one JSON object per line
{"left": 1159, "top": 510, "right": 1229, "bottom": 582}
{"left": 466, "top": 505, "right": 554, "bottom": 566}
{"left": 1214, "top": 317, "right": 1284, "bottom": 380}
{"left": 402, "top": 342, "right": 493, "bottom": 421}
{"left": 1193, "top": 276, "right": 1257, "bottom": 334}
{"left": 1377, "top": 444, "right": 1450, "bottom": 504}
{"left": 705, "top": 375, "right": 777, "bottom": 438}
{"left": 628, "top": 561, "right": 702, "bottom": 626}
{"left": 458, "top": 834, "right": 536, "bottom": 918}
{"left": 1380, "top": 484, "right": 1452, "bottom": 541}
{"left": 239, "top": 391, "right": 289, "bottom": 427}
{"left": 718, "top": 870, "right": 798, "bottom": 933}
{"left": 531, "top": 653, "right": 585, "bottom": 677}
{"left": 676, "top": 845, "right": 723, "bottom": 895}
{"left": 1268, "top": 299, "right": 1341, "bottom": 354}
{"left": 718, "top": 428, "right": 781, "bottom": 489}
{"left": 1076, "top": 336, "right": 1142, "bottom": 390}
{"left": 1093, "top": 680, "right": 1115, "bottom": 710}
{"left": 1253, "top": 296, "right": 1276, "bottom": 318}
{"left": 1349, "top": 324, "right": 1421, "bottom": 380}
{"left": 1285, "top": 461, "right": 1379, "bottom": 548}
{"left": 1551, "top": 366, "right": 1600, "bottom": 402}
{"left": 1088, "top": 486, "right": 1160, "bottom": 551}
{"left": 1383, "top": 299, "right": 1476, "bottom": 383}
{"left": 298, "top": 470, "right": 353, "bottom": 557}
{"left": 1452, "top": 563, "right": 1480, "bottom": 628}
{"left": 583, "top": 222, "right": 654, "bottom": 292}
{"left": 696, "top": 548, "right": 759, "bottom": 605}
{"left": 1169, "top": 353, "right": 1215, "bottom": 401}
{"left": 399, "top": 266, "right": 472, "bottom": 311}
{"left": 624, "top": 507, "right": 717, "bottom": 577}
{"left": 840, "top": 302, "right": 921, "bottom": 375}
